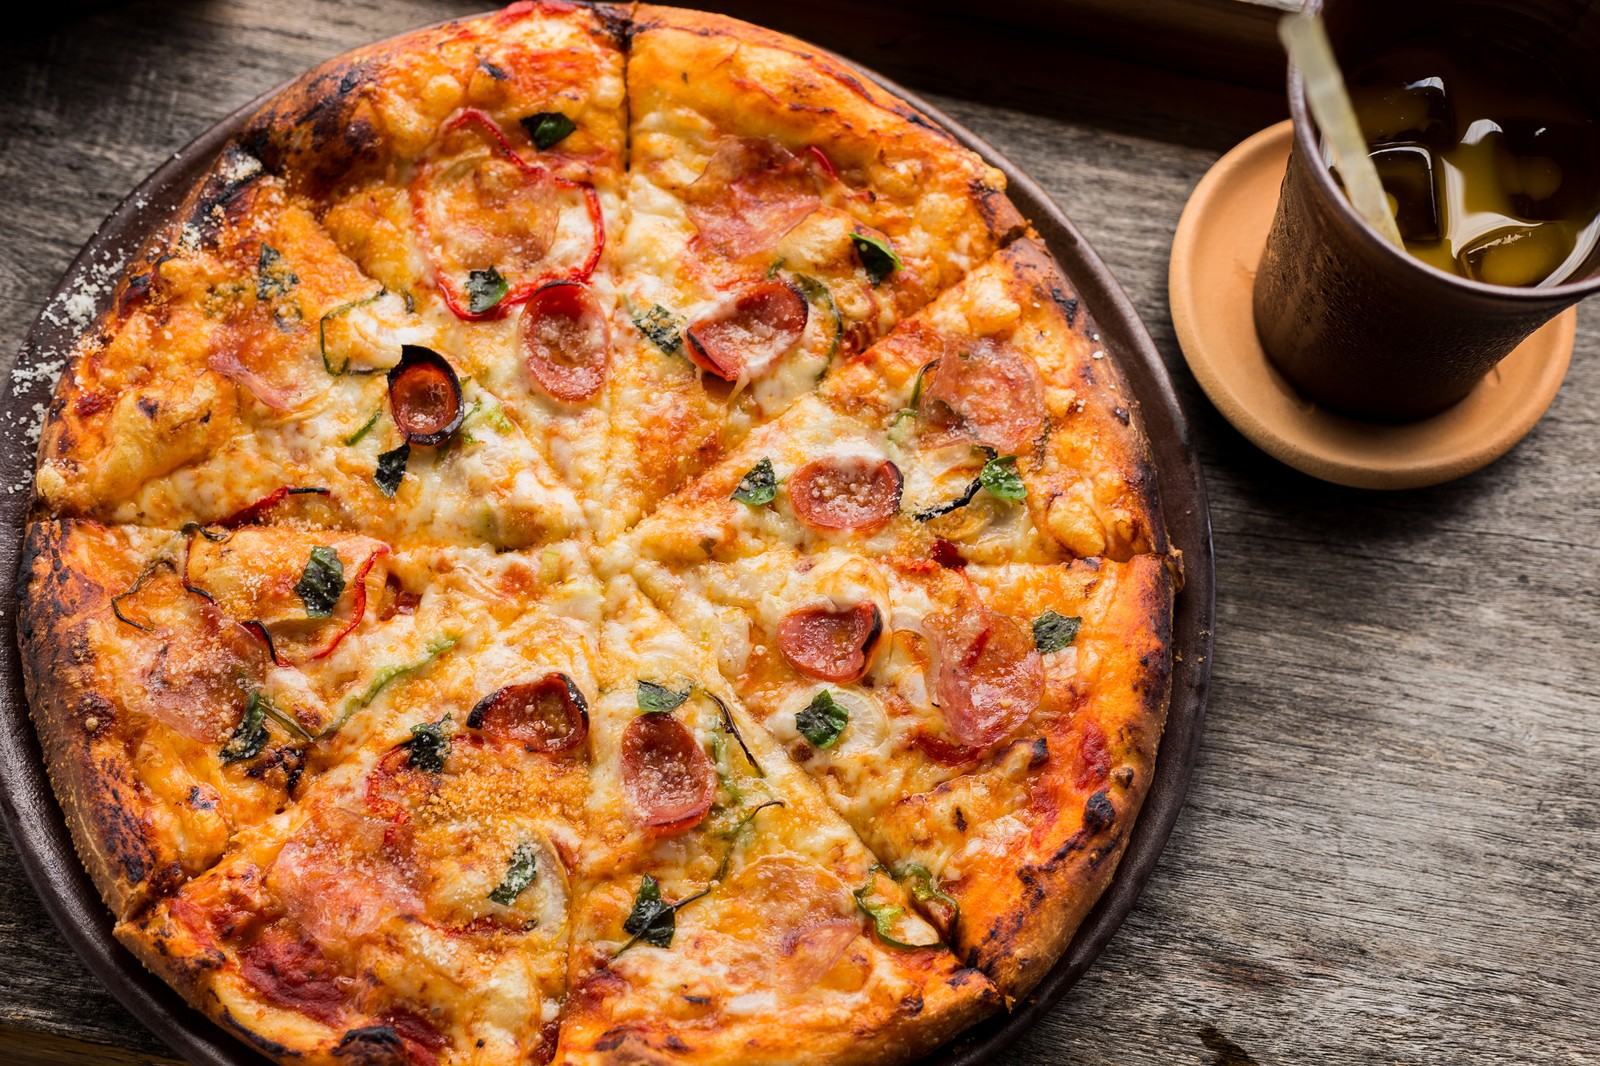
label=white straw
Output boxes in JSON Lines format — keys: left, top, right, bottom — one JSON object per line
{"left": 1280, "top": 13, "right": 1405, "bottom": 247}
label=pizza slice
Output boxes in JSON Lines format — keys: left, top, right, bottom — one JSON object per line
{"left": 245, "top": 1, "right": 631, "bottom": 520}
{"left": 35, "top": 158, "right": 588, "bottom": 549}
{"left": 820, "top": 237, "right": 1167, "bottom": 562}
{"left": 595, "top": 4, "right": 1023, "bottom": 535}
{"left": 614, "top": 239, "right": 1167, "bottom": 572}
{"left": 629, "top": 548, "right": 1174, "bottom": 1000}
{"left": 114, "top": 535, "right": 605, "bottom": 1064}
{"left": 17, "top": 513, "right": 599, "bottom": 918}
{"left": 116, "top": 712, "right": 590, "bottom": 1065}
{"left": 556, "top": 576, "right": 998, "bottom": 1063}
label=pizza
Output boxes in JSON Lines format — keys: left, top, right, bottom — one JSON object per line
{"left": 17, "top": 3, "right": 1178, "bottom": 1064}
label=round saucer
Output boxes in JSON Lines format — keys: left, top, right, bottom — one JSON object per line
{"left": 1169, "top": 120, "right": 1576, "bottom": 490}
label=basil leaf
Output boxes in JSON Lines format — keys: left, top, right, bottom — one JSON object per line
{"left": 637, "top": 680, "right": 690, "bottom": 713}
{"left": 465, "top": 267, "right": 509, "bottom": 314}
{"left": 293, "top": 546, "right": 345, "bottom": 619}
{"left": 850, "top": 232, "right": 901, "bottom": 285}
{"left": 220, "top": 691, "right": 271, "bottom": 764}
{"left": 1032, "top": 610, "right": 1082, "bottom": 654}
{"left": 622, "top": 874, "right": 676, "bottom": 948}
{"left": 488, "top": 843, "right": 539, "bottom": 905}
{"left": 257, "top": 243, "right": 298, "bottom": 299}
{"left": 730, "top": 458, "right": 777, "bottom": 507}
{"left": 375, "top": 443, "right": 410, "bottom": 498}
{"left": 406, "top": 714, "right": 451, "bottom": 773}
{"left": 632, "top": 303, "right": 684, "bottom": 356}
{"left": 795, "top": 689, "right": 848, "bottom": 748}
{"left": 912, "top": 478, "right": 983, "bottom": 522}
{"left": 521, "top": 111, "right": 577, "bottom": 151}
{"left": 979, "top": 455, "right": 1026, "bottom": 501}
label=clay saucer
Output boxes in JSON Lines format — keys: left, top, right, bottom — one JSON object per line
{"left": 1170, "top": 120, "right": 1575, "bottom": 490}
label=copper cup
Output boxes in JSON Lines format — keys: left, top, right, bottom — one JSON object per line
{"left": 1253, "top": 0, "right": 1600, "bottom": 422}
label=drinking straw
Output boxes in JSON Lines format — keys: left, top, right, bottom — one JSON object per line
{"left": 1280, "top": 13, "right": 1405, "bottom": 247}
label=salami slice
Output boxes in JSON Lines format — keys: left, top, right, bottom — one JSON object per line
{"left": 468, "top": 674, "right": 589, "bottom": 754}
{"left": 919, "top": 339, "right": 1046, "bottom": 453}
{"left": 927, "top": 604, "right": 1043, "bottom": 748}
{"left": 776, "top": 602, "right": 883, "bottom": 683}
{"left": 788, "top": 456, "right": 902, "bottom": 533}
{"left": 684, "top": 138, "right": 822, "bottom": 259}
{"left": 520, "top": 281, "right": 608, "bottom": 402}
{"left": 684, "top": 280, "right": 808, "bottom": 381}
{"left": 620, "top": 712, "right": 715, "bottom": 833}
{"left": 412, "top": 109, "right": 603, "bottom": 321}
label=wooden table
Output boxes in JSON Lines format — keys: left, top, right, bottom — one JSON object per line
{"left": 3, "top": 2, "right": 1596, "bottom": 1063}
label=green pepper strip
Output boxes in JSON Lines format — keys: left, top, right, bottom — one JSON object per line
{"left": 319, "top": 289, "right": 386, "bottom": 375}
{"left": 321, "top": 634, "right": 461, "bottom": 736}
{"left": 110, "top": 558, "right": 177, "bottom": 632}
{"left": 854, "top": 871, "right": 944, "bottom": 950}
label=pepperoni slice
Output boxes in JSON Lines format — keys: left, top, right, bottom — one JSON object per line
{"left": 919, "top": 339, "right": 1046, "bottom": 453}
{"left": 788, "top": 456, "right": 903, "bottom": 533}
{"left": 684, "top": 280, "right": 808, "bottom": 382}
{"left": 928, "top": 605, "right": 1043, "bottom": 748}
{"left": 620, "top": 712, "right": 715, "bottom": 833}
{"left": 776, "top": 602, "right": 883, "bottom": 683}
{"left": 467, "top": 674, "right": 589, "bottom": 754}
{"left": 388, "top": 345, "right": 464, "bottom": 445}
{"left": 520, "top": 281, "right": 608, "bottom": 402}
{"left": 684, "top": 138, "right": 822, "bottom": 259}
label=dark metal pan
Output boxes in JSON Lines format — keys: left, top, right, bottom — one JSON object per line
{"left": 0, "top": 21, "right": 1214, "bottom": 1066}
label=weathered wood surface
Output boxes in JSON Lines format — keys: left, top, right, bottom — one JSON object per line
{"left": 2, "top": 2, "right": 1597, "bottom": 1064}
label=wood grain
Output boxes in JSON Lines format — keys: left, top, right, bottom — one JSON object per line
{"left": 2, "top": 2, "right": 1597, "bottom": 1064}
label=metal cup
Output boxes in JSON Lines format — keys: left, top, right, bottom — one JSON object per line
{"left": 1253, "top": 0, "right": 1600, "bottom": 422}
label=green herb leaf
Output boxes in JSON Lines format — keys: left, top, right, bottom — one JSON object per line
{"left": 622, "top": 875, "right": 676, "bottom": 948}
{"left": 850, "top": 232, "right": 901, "bottom": 285}
{"left": 375, "top": 443, "right": 410, "bottom": 498}
{"left": 1032, "top": 610, "right": 1082, "bottom": 654}
{"left": 521, "top": 111, "right": 577, "bottom": 150}
{"left": 979, "top": 455, "right": 1026, "bottom": 501}
{"left": 632, "top": 303, "right": 684, "bottom": 356}
{"left": 730, "top": 458, "right": 777, "bottom": 507}
{"left": 637, "top": 680, "right": 690, "bottom": 713}
{"left": 912, "top": 478, "right": 982, "bottom": 522}
{"left": 465, "top": 267, "right": 510, "bottom": 314}
{"left": 293, "top": 546, "right": 344, "bottom": 619}
{"left": 220, "top": 691, "right": 271, "bottom": 764}
{"left": 488, "top": 843, "right": 539, "bottom": 905}
{"left": 406, "top": 714, "right": 451, "bottom": 773}
{"left": 257, "top": 243, "right": 298, "bottom": 299}
{"left": 343, "top": 408, "right": 382, "bottom": 446}
{"left": 795, "top": 689, "right": 848, "bottom": 748}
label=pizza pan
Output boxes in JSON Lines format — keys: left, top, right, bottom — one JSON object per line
{"left": 0, "top": 21, "right": 1214, "bottom": 1066}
